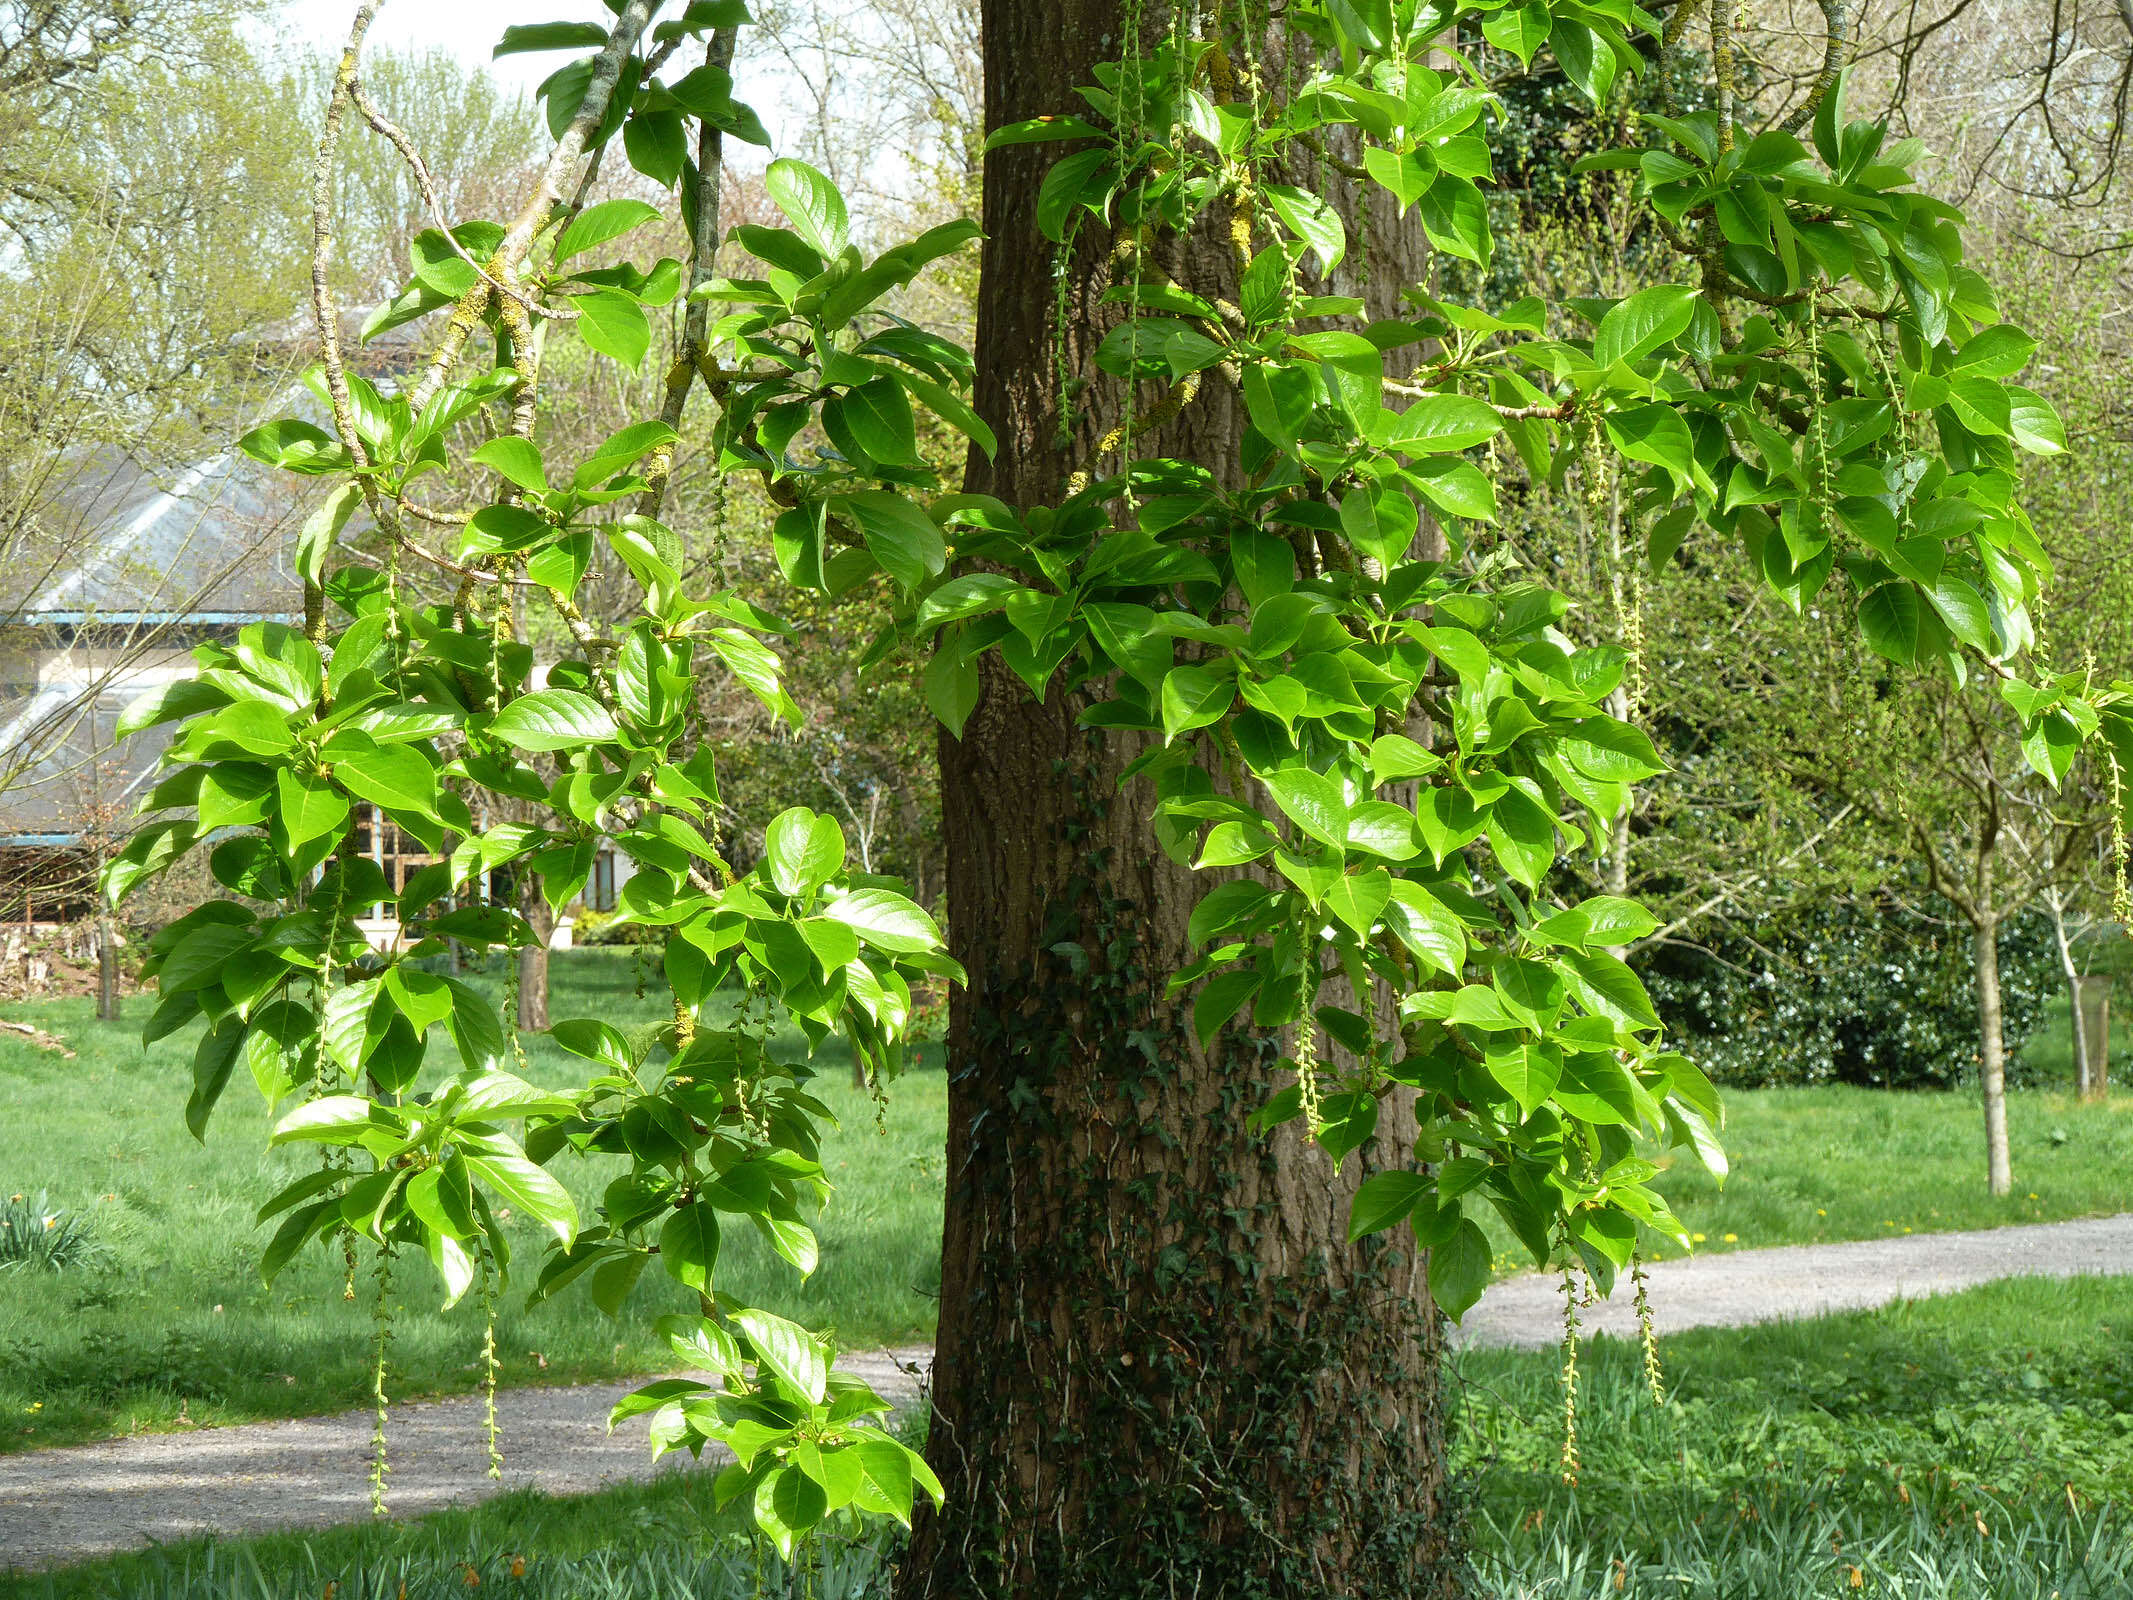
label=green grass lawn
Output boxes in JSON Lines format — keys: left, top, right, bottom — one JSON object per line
{"left": 7, "top": 1276, "right": 2129, "bottom": 1599}
{"left": 0, "top": 953, "right": 946, "bottom": 1454}
{"left": 1, "top": 949, "right": 2128, "bottom": 1453}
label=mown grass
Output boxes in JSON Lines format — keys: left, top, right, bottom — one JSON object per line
{"left": 0, "top": 953, "right": 945, "bottom": 1454}
{"left": 2, "top": 951, "right": 2127, "bottom": 1451}
{"left": 6, "top": 1276, "right": 2129, "bottom": 1599}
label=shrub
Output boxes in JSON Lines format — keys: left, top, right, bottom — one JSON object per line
{"left": 0, "top": 1189, "right": 98, "bottom": 1273}
{"left": 1635, "top": 896, "right": 2060, "bottom": 1090}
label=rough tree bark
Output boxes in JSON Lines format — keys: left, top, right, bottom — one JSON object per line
{"left": 898, "top": 7, "right": 1459, "bottom": 1597}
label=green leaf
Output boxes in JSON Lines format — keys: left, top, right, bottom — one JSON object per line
{"left": 1382, "top": 880, "right": 1466, "bottom": 978}
{"left": 1533, "top": 896, "right": 1659, "bottom": 948}
{"left": 471, "top": 437, "right": 547, "bottom": 493}
{"left": 1484, "top": 787, "right": 1557, "bottom": 889}
{"left": 1858, "top": 581, "right": 1921, "bottom": 664}
{"left": 575, "top": 288, "right": 651, "bottom": 369}
{"left": 1388, "top": 393, "right": 1503, "bottom": 454}
{"left": 297, "top": 483, "right": 360, "bottom": 587}
{"left": 276, "top": 770, "right": 351, "bottom": 848}
{"left": 734, "top": 1307, "right": 827, "bottom": 1404}
{"left": 1193, "top": 967, "right": 1262, "bottom": 1046}
{"left": 765, "top": 807, "right": 846, "bottom": 897}
{"left": 550, "top": 1018, "right": 637, "bottom": 1074}
{"left": 466, "top": 1151, "right": 578, "bottom": 1245}
{"left": 824, "top": 888, "right": 942, "bottom": 954}
{"left": 1483, "top": 1039, "right": 1561, "bottom": 1117}
{"left": 1326, "top": 868, "right": 1391, "bottom": 935}
{"left": 1263, "top": 767, "right": 1349, "bottom": 849}
{"left": 1593, "top": 285, "right": 1699, "bottom": 368}
{"left": 333, "top": 744, "right": 440, "bottom": 822}
{"left": 495, "top": 21, "right": 609, "bottom": 56}
{"left": 838, "top": 490, "right": 945, "bottom": 589}
{"left": 490, "top": 689, "right": 617, "bottom": 751}
{"left": 1263, "top": 184, "right": 1345, "bottom": 273}
{"left": 984, "top": 114, "right": 1110, "bottom": 149}
{"left": 1427, "top": 1217, "right": 1494, "bottom": 1319}
{"left": 1417, "top": 173, "right": 1490, "bottom": 266}
{"left": 1482, "top": 0, "right": 1551, "bottom": 63}
{"left": 1159, "top": 665, "right": 1236, "bottom": 743}
{"left": 659, "top": 1200, "right": 721, "bottom": 1294}
{"left": 187, "top": 1017, "right": 245, "bottom": 1141}
{"left": 1349, "top": 1170, "right": 1430, "bottom": 1239}
{"left": 765, "top": 158, "right": 849, "bottom": 259}
{"left": 556, "top": 198, "right": 661, "bottom": 262}
{"left": 824, "top": 376, "right": 921, "bottom": 468}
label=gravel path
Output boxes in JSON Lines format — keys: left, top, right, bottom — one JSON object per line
{"left": 3, "top": 1215, "right": 2128, "bottom": 1573}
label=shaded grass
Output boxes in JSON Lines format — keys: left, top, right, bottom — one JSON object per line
{"left": 1456, "top": 1273, "right": 2133, "bottom": 1596}
{"left": 7, "top": 1278, "right": 2129, "bottom": 1598}
{"left": 3, "top": 952, "right": 2128, "bottom": 1452}
{"left": 0, "top": 954, "right": 945, "bottom": 1454}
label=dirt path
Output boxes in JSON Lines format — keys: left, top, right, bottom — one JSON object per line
{"left": 4, "top": 1215, "right": 2127, "bottom": 1573}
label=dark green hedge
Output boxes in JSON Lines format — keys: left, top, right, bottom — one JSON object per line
{"left": 1635, "top": 898, "right": 2061, "bottom": 1090}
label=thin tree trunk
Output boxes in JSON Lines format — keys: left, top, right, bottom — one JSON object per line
{"left": 899, "top": 7, "right": 1455, "bottom": 1595}
{"left": 517, "top": 878, "right": 552, "bottom": 1031}
{"left": 1975, "top": 911, "right": 2012, "bottom": 1196}
{"left": 95, "top": 909, "right": 119, "bottom": 1021}
{"left": 2045, "top": 886, "right": 2088, "bottom": 1095}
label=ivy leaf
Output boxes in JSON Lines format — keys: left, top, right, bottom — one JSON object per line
{"left": 489, "top": 689, "right": 618, "bottom": 751}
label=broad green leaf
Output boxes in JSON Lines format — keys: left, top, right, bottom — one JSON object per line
{"left": 765, "top": 158, "right": 849, "bottom": 259}
{"left": 824, "top": 887, "right": 941, "bottom": 954}
{"left": 765, "top": 807, "right": 846, "bottom": 896}
{"left": 1593, "top": 285, "right": 1698, "bottom": 368}
{"left": 660, "top": 1200, "right": 721, "bottom": 1294}
{"left": 1428, "top": 1217, "right": 1493, "bottom": 1319}
{"left": 466, "top": 1150, "right": 578, "bottom": 1245}
{"left": 1349, "top": 1170, "right": 1430, "bottom": 1239}
{"left": 556, "top": 198, "right": 661, "bottom": 262}
{"left": 1262, "top": 767, "right": 1349, "bottom": 849}
{"left": 1388, "top": 393, "right": 1503, "bottom": 454}
{"left": 1160, "top": 664, "right": 1236, "bottom": 743}
{"left": 489, "top": 689, "right": 617, "bottom": 751}
{"left": 734, "top": 1307, "right": 827, "bottom": 1404}
{"left": 575, "top": 288, "right": 651, "bottom": 369}
{"left": 838, "top": 490, "right": 945, "bottom": 589}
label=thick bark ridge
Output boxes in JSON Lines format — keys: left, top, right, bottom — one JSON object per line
{"left": 898, "top": 6, "right": 1460, "bottom": 1596}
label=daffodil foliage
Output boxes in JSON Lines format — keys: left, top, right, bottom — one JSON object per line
{"left": 101, "top": 0, "right": 2115, "bottom": 1557}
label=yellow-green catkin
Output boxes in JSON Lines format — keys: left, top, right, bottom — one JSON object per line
{"left": 370, "top": 1244, "right": 395, "bottom": 1515}
{"left": 1631, "top": 1252, "right": 1665, "bottom": 1404}
{"left": 1558, "top": 1260, "right": 1582, "bottom": 1484}
{"left": 481, "top": 1243, "right": 503, "bottom": 1479}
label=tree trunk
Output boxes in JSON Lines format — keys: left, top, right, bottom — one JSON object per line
{"left": 2046, "top": 887, "right": 2088, "bottom": 1095}
{"left": 517, "top": 878, "right": 552, "bottom": 1032}
{"left": 899, "top": 8, "right": 1456, "bottom": 1596}
{"left": 95, "top": 910, "right": 120, "bottom": 1021}
{"left": 2076, "top": 975, "right": 2110, "bottom": 1100}
{"left": 1974, "top": 913, "right": 2012, "bottom": 1196}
